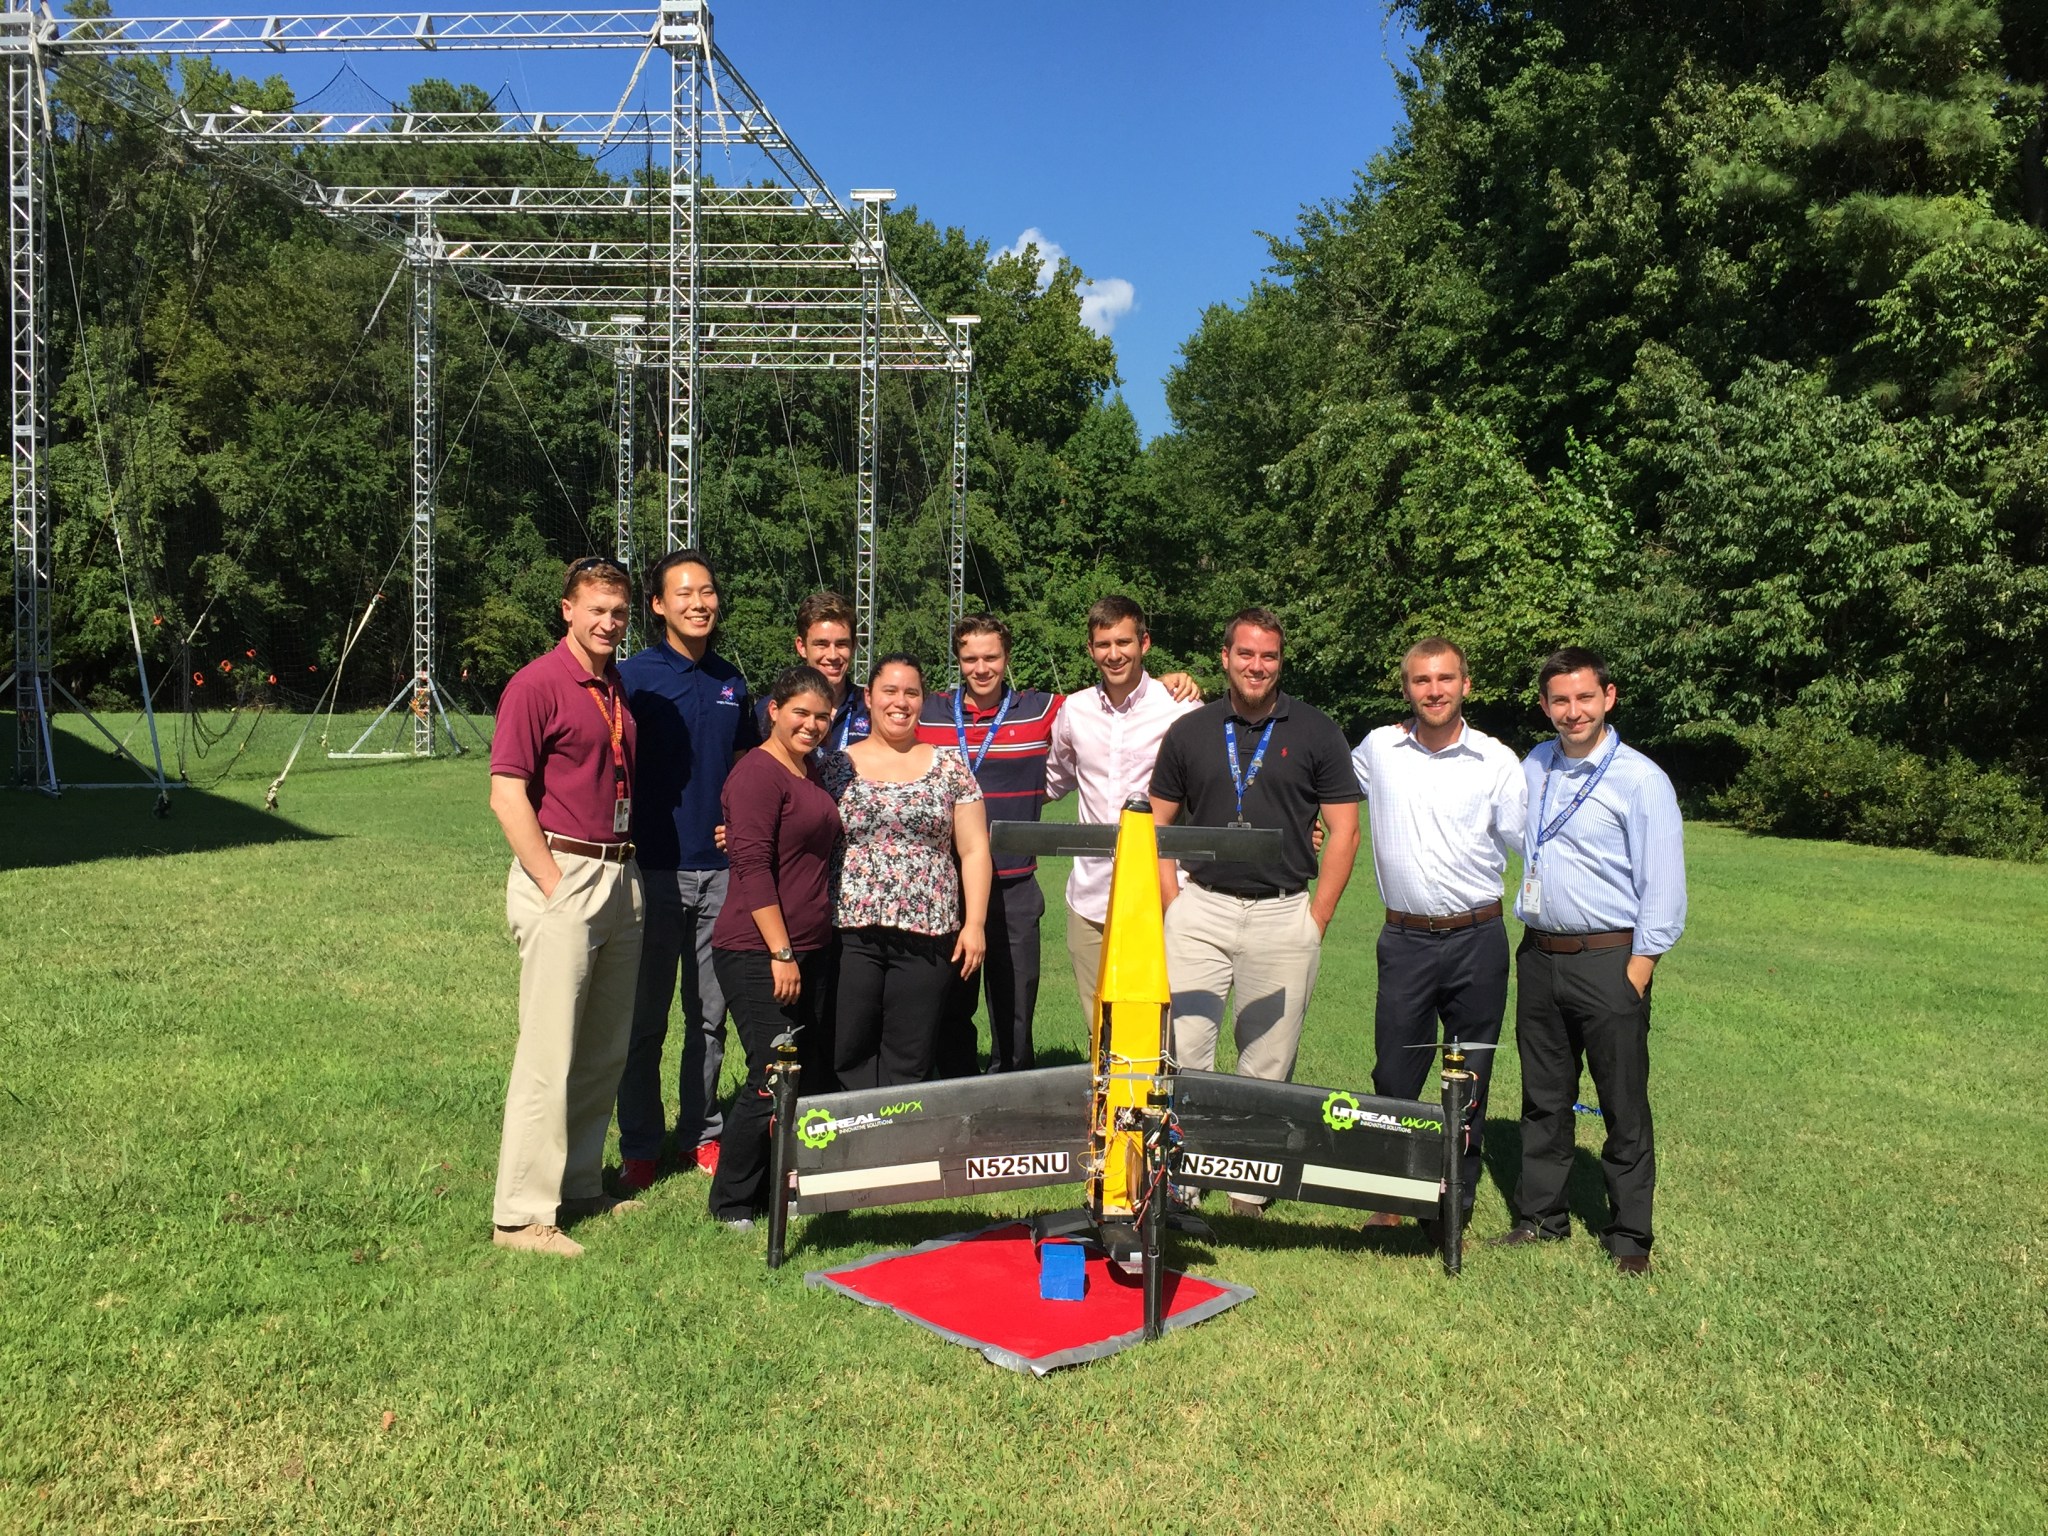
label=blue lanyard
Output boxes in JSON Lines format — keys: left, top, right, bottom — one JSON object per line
{"left": 953, "top": 687, "right": 1015, "bottom": 777}
{"left": 1223, "top": 717, "right": 1277, "bottom": 824}
{"left": 1532, "top": 732, "right": 1620, "bottom": 866}
{"left": 833, "top": 696, "right": 868, "bottom": 752}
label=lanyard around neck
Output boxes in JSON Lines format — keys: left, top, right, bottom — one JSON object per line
{"left": 1223, "top": 716, "right": 1277, "bottom": 824}
{"left": 833, "top": 694, "right": 868, "bottom": 752}
{"left": 954, "top": 686, "right": 1015, "bottom": 776}
{"left": 1532, "top": 731, "right": 1620, "bottom": 862}
{"left": 584, "top": 677, "right": 627, "bottom": 801}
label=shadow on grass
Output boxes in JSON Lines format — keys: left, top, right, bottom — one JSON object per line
{"left": 2, "top": 716, "right": 327, "bottom": 871}
{"left": 793, "top": 1201, "right": 1460, "bottom": 1274}
{"left": 1480, "top": 1113, "right": 1610, "bottom": 1235}
{"left": 792, "top": 1205, "right": 1048, "bottom": 1263}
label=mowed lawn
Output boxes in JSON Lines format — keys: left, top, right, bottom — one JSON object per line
{"left": 1, "top": 719, "right": 2043, "bottom": 1533}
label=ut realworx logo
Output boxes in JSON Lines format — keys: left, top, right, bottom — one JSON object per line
{"left": 797, "top": 1101, "right": 923, "bottom": 1149}
{"left": 1320, "top": 1091, "right": 1443, "bottom": 1135}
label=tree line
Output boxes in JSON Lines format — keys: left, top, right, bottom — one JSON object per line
{"left": 21, "top": 0, "right": 2048, "bottom": 857}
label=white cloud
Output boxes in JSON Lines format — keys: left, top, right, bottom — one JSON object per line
{"left": 1079, "top": 276, "right": 1136, "bottom": 337}
{"left": 1001, "top": 227, "right": 1136, "bottom": 336}
{"left": 1001, "top": 227, "right": 1065, "bottom": 288}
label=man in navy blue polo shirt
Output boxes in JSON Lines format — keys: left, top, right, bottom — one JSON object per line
{"left": 754, "top": 590, "right": 870, "bottom": 755}
{"left": 614, "top": 550, "right": 760, "bottom": 1191}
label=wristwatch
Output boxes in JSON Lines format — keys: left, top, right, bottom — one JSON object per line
{"left": 770, "top": 946, "right": 796, "bottom": 962}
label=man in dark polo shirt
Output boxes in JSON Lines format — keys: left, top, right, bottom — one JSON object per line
{"left": 614, "top": 549, "right": 760, "bottom": 1192}
{"left": 755, "top": 590, "right": 870, "bottom": 755}
{"left": 1150, "top": 607, "right": 1363, "bottom": 1214}
{"left": 486, "top": 557, "right": 647, "bottom": 1257}
{"left": 916, "top": 615, "right": 1063, "bottom": 1076}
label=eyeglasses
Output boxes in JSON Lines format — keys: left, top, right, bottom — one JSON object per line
{"left": 568, "top": 556, "right": 631, "bottom": 579}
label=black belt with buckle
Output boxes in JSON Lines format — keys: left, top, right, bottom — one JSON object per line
{"left": 1529, "top": 927, "right": 1633, "bottom": 955}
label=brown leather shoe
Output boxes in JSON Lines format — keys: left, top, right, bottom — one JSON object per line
{"left": 1488, "top": 1223, "right": 1564, "bottom": 1247}
{"left": 1362, "top": 1210, "right": 1405, "bottom": 1229}
{"left": 1226, "top": 1196, "right": 1266, "bottom": 1220}
{"left": 1613, "top": 1253, "right": 1651, "bottom": 1275}
{"left": 492, "top": 1223, "right": 584, "bottom": 1258}
{"left": 558, "top": 1194, "right": 644, "bottom": 1222}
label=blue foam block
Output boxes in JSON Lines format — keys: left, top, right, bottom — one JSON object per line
{"left": 1038, "top": 1240, "right": 1087, "bottom": 1301}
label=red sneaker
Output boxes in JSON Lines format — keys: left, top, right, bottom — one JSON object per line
{"left": 617, "top": 1157, "right": 658, "bottom": 1194}
{"left": 693, "top": 1140, "right": 721, "bottom": 1176}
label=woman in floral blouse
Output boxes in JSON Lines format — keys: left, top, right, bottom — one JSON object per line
{"left": 820, "top": 654, "right": 992, "bottom": 1087}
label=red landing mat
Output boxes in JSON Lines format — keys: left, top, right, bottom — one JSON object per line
{"left": 805, "top": 1221, "right": 1254, "bottom": 1374}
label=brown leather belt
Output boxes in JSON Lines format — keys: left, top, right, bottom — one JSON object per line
{"left": 544, "top": 832, "right": 636, "bottom": 863}
{"left": 1529, "top": 927, "right": 1632, "bottom": 954}
{"left": 1385, "top": 901, "right": 1502, "bottom": 933}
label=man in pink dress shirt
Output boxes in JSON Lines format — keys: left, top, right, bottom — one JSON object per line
{"left": 1045, "top": 595, "right": 1201, "bottom": 1021}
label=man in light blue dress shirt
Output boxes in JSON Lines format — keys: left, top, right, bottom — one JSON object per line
{"left": 1495, "top": 647, "right": 1686, "bottom": 1274}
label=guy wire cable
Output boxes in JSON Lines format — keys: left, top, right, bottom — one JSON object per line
{"left": 42, "top": 122, "right": 170, "bottom": 798}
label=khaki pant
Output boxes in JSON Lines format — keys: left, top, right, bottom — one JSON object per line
{"left": 1065, "top": 907, "right": 1105, "bottom": 1027}
{"left": 493, "top": 852, "right": 645, "bottom": 1228}
{"left": 1164, "top": 883, "right": 1323, "bottom": 1088}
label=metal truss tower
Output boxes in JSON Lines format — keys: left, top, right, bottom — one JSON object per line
{"left": 665, "top": 0, "right": 704, "bottom": 552}
{"left": 6, "top": 20, "right": 48, "bottom": 791}
{"left": 410, "top": 213, "right": 439, "bottom": 757}
{"left": 853, "top": 190, "right": 889, "bottom": 687}
{"left": 332, "top": 209, "right": 481, "bottom": 759}
{"left": 615, "top": 331, "right": 638, "bottom": 572}
{"left": 947, "top": 316, "right": 977, "bottom": 677}
{"left": 14, "top": 5, "right": 978, "bottom": 784}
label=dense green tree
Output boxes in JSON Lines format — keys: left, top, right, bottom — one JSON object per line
{"left": 1145, "top": 0, "right": 2048, "bottom": 841}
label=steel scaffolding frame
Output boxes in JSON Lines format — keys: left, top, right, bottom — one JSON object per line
{"left": 7, "top": 26, "right": 49, "bottom": 791}
{"left": 947, "top": 316, "right": 977, "bottom": 681}
{"left": 10, "top": 4, "right": 975, "bottom": 787}
{"left": 330, "top": 208, "right": 484, "bottom": 759}
{"left": 853, "top": 190, "right": 886, "bottom": 688}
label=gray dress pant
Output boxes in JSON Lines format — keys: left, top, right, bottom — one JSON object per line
{"left": 616, "top": 867, "right": 730, "bottom": 1159}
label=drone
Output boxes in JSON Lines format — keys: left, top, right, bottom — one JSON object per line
{"left": 758, "top": 796, "right": 1488, "bottom": 1341}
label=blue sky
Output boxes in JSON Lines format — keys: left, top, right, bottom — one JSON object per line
{"left": 174, "top": 1, "right": 1413, "bottom": 439}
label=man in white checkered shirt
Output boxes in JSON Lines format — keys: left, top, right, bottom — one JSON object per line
{"left": 1349, "top": 637, "right": 1527, "bottom": 1227}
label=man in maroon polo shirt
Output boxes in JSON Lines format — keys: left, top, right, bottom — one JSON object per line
{"left": 486, "top": 557, "right": 648, "bottom": 1257}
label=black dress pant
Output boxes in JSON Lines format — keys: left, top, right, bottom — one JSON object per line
{"left": 707, "top": 947, "right": 829, "bottom": 1221}
{"left": 1371, "top": 917, "right": 1509, "bottom": 1213}
{"left": 833, "top": 926, "right": 956, "bottom": 1089}
{"left": 935, "top": 873, "right": 1044, "bottom": 1077}
{"left": 1512, "top": 937, "right": 1656, "bottom": 1257}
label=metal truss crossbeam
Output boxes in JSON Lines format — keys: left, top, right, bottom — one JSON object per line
{"left": 40, "top": 10, "right": 657, "bottom": 54}
{"left": 324, "top": 183, "right": 835, "bottom": 216}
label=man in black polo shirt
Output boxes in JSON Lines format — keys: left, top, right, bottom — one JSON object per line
{"left": 1150, "top": 608, "right": 1363, "bottom": 1211}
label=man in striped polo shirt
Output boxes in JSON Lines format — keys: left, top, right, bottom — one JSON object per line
{"left": 918, "top": 616, "right": 1062, "bottom": 1077}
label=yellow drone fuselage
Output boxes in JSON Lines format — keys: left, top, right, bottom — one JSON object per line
{"left": 1089, "top": 798, "right": 1173, "bottom": 1222}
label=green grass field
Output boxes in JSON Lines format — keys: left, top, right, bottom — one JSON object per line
{"left": 2, "top": 717, "right": 2044, "bottom": 1532}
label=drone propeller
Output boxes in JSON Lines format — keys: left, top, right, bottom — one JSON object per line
{"left": 1404, "top": 1040, "right": 1502, "bottom": 1053}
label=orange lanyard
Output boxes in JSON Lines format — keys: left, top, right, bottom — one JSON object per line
{"left": 586, "top": 679, "right": 627, "bottom": 800}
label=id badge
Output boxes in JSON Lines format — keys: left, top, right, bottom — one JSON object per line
{"left": 1228, "top": 818, "right": 1253, "bottom": 830}
{"left": 613, "top": 796, "right": 632, "bottom": 837}
{"left": 1520, "top": 874, "right": 1540, "bottom": 917}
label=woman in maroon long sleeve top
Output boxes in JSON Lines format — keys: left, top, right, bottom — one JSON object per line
{"left": 706, "top": 666, "right": 844, "bottom": 1226}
